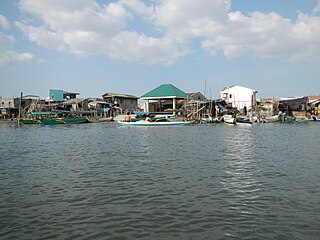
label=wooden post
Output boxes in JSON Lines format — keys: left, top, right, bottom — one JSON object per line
{"left": 158, "top": 99, "right": 161, "bottom": 112}
{"left": 145, "top": 100, "right": 149, "bottom": 112}
{"left": 251, "top": 94, "right": 254, "bottom": 122}
{"left": 18, "top": 92, "right": 23, "bottom": 122}
{"left": 173, "top": 98, "right": 176, "bottom": 116}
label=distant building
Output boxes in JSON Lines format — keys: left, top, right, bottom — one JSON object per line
{"left": 0, "top": 97, "right": 19, "bottom": 109}
{"left": 0, "top": 95, "right": 42, "bottom": 118}
{"left": 49, "top": 89, "right": 79, "bottom": 102}
{"left": 0, "top": 97, "right": 19, "bottom": 118}
{"left": 102, "top": 92, "right": 138, "bottom": 113}
{"left": 220, "top": 85, "right": 257, "bottom": 110}
{"left": 279, "top": 96, "right": 308, "bottom": 118}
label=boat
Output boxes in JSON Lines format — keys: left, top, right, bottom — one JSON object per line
{"left": 222, "top": 115, "right": 236, "bottom": 124}
{"left": 201, "top": 117, "right": 219, "bottom": 124}
{"left": 312, "top": 116, "right": 320, "bottom": 122}
{"left": 86, "top": 116, "right": 114, "bottom": 123}
{"left": 236, "top": 117, "right": 252, "bottom": 124}
{"left": 41, "top": 117, "right": 88, "bottom": 125}
{"left": 118, "top": 119, "right": 192, "bottom": 126}
{"left": 284, "top": 116, "right": 295, "bottom": 123}
{"left": 262, "top": 115, "right": 279, "bottom": 123}
{"left": 295, "top": 118, "right": 314, "bottom": 123}
{"left": 19, "top": 111, "right": 55, "bottom": 124}
{"left": 19, "top": 119, "right": 42, "bottom": 124}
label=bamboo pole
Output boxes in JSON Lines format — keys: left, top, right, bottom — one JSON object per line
{"left": 18, "top": 92, "right": 23, "bottom": 123}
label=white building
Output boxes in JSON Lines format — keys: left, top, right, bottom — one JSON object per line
{"left": 220, "top": 85, "right": 257, "bottom": 110}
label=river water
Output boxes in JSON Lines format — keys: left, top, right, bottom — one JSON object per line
{"left": 0, "top": 122, "right": 319, "bottom": 240}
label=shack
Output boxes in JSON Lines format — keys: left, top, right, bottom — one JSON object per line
{"left": 279, "top": 97, "right": 308, "bottom": 119}
{"left": 102, "top": 92, "right": 138, "bottom": 114}
{"left": 140, "top": 84, "right": 188, "bottom": 116}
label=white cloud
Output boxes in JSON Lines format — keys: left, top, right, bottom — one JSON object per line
{"left": 152, "top": 0, "right": 230, "bottom": 40}
{"left": 0, "top": 28, "right": 43, "bottom": 66}
{"left": 108, "top": 31, "right": 190, "bottom": 65}
{"left": 16, "top": 0, "right": 188, "bottom": 64}
{"left": 313, "top": 0, "right": 320, "bottom": 14}
{"left": 0, "top": 13, "right": 43, "bottom": 66}
{"left": 14, "top": 0, "right": 320, "bottom": 63}
{"left": 0, "top": 14, "right": 10, "bottom": 29}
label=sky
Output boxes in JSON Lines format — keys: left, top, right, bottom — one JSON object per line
{"left": 0, "top": 0, "right": 320, "bottom": 100}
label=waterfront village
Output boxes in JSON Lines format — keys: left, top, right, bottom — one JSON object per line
{"left": 1, "top": 84, "right": 320, "bottom": 125}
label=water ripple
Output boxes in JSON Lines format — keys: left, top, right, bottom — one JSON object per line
{"left": 0, "top": 123, "right": 319, "bottom": 239}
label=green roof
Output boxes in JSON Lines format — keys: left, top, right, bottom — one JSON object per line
{"left": 140, "top": 84, "right": 187, "bottom": 99}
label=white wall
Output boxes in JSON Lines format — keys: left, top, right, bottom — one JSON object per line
{"left": 220, "top": 86, "right": 256, "bottom": 110}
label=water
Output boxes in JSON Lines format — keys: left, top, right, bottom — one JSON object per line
{"left": 0, "top": 122, "right": 319, "bottom": 240}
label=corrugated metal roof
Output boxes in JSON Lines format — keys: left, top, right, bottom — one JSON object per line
{"left": 140, "top": 84, "right": 187, "bottom": 99}
{"left": 102, "top": 92, "right": 138, "bottom": 99}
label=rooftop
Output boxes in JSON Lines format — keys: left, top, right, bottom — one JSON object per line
{"left": 140, "top": 84, "right": 187, "bottom": 99}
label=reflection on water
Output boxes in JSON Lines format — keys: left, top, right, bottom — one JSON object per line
{"left": 0, "top": 122, "right": 319, "bottom": 239}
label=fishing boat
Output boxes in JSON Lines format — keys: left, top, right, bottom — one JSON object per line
{"left": 201, "top": 117, "right": 219, "bottom": 124}
{"left": 19, "top": 119, "right": 42, "bottom": 124}
{"left": 41, "top": 117, "right": 88, "bottom": 125}
{"left": 295, "top": 118, "right": 314, "bottom": 123}
{"left": 284, "top": 116, "right": 295, "bottom": 123}
{"left": 222, "top": 115, "right": 236, "bottom": 124}
{"left": 236, "top": 117, "right": 252, "bottom": 124}
{"left": 312, "top": 117, "right": 320, "bottom": 122}
{"left": 19, "top": 111, "right": 55, "bottom": 124}
{"left": 262, "top": 115, "right": 279, "bottom": 123}
{"left": 118, "top": 119, "right": 192, "bottom": 127}
{"left": 86, "top": 116, "right": 114, "bottom": 123}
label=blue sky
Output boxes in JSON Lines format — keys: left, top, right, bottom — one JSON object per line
{"left": 1, "top": 0, "right": 320, "bottom": 99}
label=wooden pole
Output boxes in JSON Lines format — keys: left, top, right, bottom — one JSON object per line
{"left": 18, "top": 92, "right": 23, "bottom": 124}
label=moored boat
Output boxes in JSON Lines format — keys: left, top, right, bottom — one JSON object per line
{"left": 223, "top": 115, "right": 236, "bottom": 124}
{"left": 262, "top": 115, "right": 279, "bottom": 123}
{"left": 19, "top": 119, "right": 42, "bottom": 124}
{"left": 201, "top": 117, "right": 219, "bottom": 124}
{"left": 312, "top": 117, "right": 320, "bottom": 122}
{"left": 236, "top": 117, "right": 252, "bottom": 124}
{"left": 86, "top": 116, "right": 114, "bottom": 123}
{"left": 118, "top": 119, "right": 192, "bottom": 126}
{"left": 295, "top": 118, "right": 314, "bottom": 123}
{"left": 41, "top": 117, "right": 88, "bottom": 125}
{"left": 19, "top": 111, "right": 56, "bottom": 124}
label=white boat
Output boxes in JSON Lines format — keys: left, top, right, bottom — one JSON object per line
{"left": 262, "top": 115, "right": 279, "bottom": 123}
{"left": 222, "top": 115, "right": 236, "bottom": 124}
{"left": 118, "top": 119, "right": 192, "bottom": 127}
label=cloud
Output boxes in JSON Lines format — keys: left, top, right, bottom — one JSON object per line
{"left": 313, "top": 0, "right": 320, "bottom": 14}
{"left": 0, "top": 14, "right": 10, "bottom": 29}
{"left": 16, "top": 0, "right": 187, "bottom": 64}
{"left": 0, "top": 25, "right": 43, "bottom": 66}
{"left": 108, "top": 31, "right": 190, "bottom": 65}
{"left": 14, "top": 0, "right": 320, "bottom": 63}
{"left": 0, "top": 15, "right": 42, "bottom": 67}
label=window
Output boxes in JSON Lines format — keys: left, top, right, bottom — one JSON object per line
{"left": 223, "top": 93, "right": 228, "bottom": 98}
{"left": 229, "top": 94, "right": 232, "bottom": 99}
